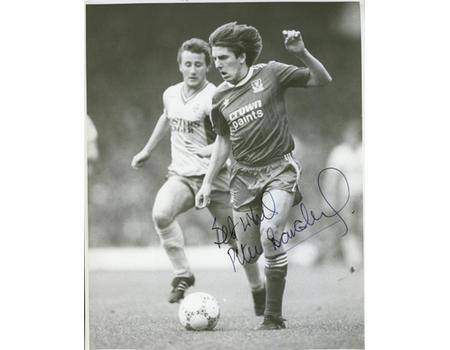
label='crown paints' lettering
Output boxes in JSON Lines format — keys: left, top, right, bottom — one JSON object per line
{"left": 229, "top": 100, "right": 264, "bottom": 131}
{"left": 229, "top": 100, "right": 262, "bottom": 120}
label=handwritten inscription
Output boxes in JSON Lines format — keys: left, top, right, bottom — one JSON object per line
{"left": 211, "top": 191, "right": 278, "bottom": 248}
{"left": 211, "top": 167, "right": 352, "bottom": 271}
{"left": 266, "top": 167, "right": 350, "bottom": 250}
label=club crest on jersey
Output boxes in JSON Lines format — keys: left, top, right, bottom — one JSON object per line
{"left": 251, "top": 79, "right": 264, "bottom": 93}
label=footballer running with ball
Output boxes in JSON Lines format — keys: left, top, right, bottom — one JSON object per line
{"left": 196, "top": 22, "right": 332, "bottom": 330}
{"left": 131, "top": 38, "right": 265, "bottom": 313}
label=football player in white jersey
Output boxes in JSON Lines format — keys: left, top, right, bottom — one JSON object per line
{"left": 131, "top": 39, "right": 264, "bottom": 310}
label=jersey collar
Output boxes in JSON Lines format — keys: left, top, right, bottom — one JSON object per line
{"left": 225, "top": 67, "right": 254, "bottom": 88}
{"left": 181, "top": 80, "right": 209, "bottom": 104}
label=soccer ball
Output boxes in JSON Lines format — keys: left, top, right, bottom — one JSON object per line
{"left": 178, "top": 292, "right": 220, "bottom": 331}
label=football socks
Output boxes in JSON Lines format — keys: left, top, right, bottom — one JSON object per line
{"left": 264, "top": 253, "right": 288, "bottom": 317}
{"left": 156, "top": 221, "right": 191, "bottom": 277}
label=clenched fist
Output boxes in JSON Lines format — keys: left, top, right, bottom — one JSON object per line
{"left": 282, "top": 29, "right": 306, "bottom": 56}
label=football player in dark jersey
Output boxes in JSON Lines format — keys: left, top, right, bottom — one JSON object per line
{"left": 196, "top": 22, "right": 332, "bottom": 330}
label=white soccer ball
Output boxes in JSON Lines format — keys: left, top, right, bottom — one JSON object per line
{"left": 178, "top": 292, "right": 220, "bottom": 331}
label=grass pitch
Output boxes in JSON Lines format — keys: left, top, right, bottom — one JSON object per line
{"left": 89, "top": 264, "right": 364, "bottom": 349}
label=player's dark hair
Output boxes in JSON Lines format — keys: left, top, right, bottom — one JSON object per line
{"left": 177, "top": 38, "right": 211, "bottom": 67}
{"left": 209, "top": 22, "right": 263, "bottom": 67}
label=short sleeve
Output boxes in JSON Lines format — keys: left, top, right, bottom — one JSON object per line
{"left": 211, "top": 104, "right": 230, "bottom": 136}
{"left": 269, "top": 60, "right": 310, "bottom": 88}
{"left": 162, "top": 89, "right": 169, "bottom": 118}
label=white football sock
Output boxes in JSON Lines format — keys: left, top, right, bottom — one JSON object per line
{"left": 156, "top": 221, "right": 192, "bottom": 277}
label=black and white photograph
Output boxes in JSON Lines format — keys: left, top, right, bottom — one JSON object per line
{"left": 6, "top": 1, "right": 450, "bottom": 350}
{"left": 86, "top": 1, "right": 363, "bottom": 349}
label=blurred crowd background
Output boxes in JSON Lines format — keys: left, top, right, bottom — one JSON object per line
{"left": 86, "top": 2, "right": 362, "bottom": 263}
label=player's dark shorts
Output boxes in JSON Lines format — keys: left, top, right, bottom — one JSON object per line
{"left": 229, "top": 153, "right": 302, "bottom": 211}
{"left": 167, "top": 166, "right": 230, "bottom": 207}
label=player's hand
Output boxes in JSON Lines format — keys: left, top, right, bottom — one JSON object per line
{"left": 131, "top": 149, "right": 151, "bottom": 169}
{"left": 195, "top": 183, "right": 212, "bottom": 209}
{"left": 282, "top": 30, "right": 306, "bottom": 55}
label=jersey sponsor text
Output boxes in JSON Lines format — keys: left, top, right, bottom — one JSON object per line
{"left": 170, "top": 118, "right": 200, "bottom": 133}
{"left": 228, "top": 100, "right": 264, "bottom": 131}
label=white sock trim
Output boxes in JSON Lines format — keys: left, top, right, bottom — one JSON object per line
{"left": 265, "top": 253, "right": 288, "bottom": 268}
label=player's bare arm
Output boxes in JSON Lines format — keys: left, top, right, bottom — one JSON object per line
{"left": 131, "top": 113, "right": 170, "bottom": 169}
{"left": 282, "top": 29, "right": 332, "bottom": 87}
{"left": 195, "top": 135, "right": 231, "bottom": 208}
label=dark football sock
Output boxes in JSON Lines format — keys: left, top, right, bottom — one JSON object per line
{"left": 264, "top": 253, "right": 288, "bottom": 317}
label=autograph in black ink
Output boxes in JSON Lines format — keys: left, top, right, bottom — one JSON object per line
{"left": 211, "top": 167, "right": 351, "bottom": 271}
{"left": 211, "top": 191, "right": 278, "bottom": 248}
{"left": 266, "top": 167, "right": 350, "bottom": 250}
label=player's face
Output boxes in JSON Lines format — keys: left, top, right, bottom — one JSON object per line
{"left": 179, "top": 51, "right": 209, "bottom": 89}
{"left": 212, "top": 46, "right": 247, "bottom": 84}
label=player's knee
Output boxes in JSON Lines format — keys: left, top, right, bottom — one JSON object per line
{"left": 152, "top": 210, "right": 173, "bottom": 230}
{"left": 262, "top": 237, "right": 280, "bottom": 253}
{"left": 260, "top": 222, "right": 285, "bottom": 252}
